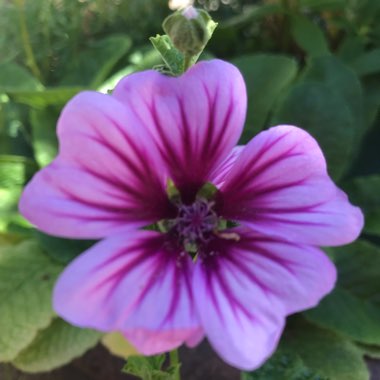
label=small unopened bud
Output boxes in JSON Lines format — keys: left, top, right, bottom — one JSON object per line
{"left": 163, "top": 6, "right": 215, "bottom": 57}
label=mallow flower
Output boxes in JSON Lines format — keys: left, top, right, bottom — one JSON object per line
{"left": 19, "top": 59, "right": 363, "bottom": 370}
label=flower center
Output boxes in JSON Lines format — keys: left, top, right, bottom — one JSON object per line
{"left": 170, "top": 198, "right": 219, "bottom": 252}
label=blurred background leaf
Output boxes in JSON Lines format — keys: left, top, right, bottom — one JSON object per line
{"left": 290, "top": 14, "right": 329, "bottom": 57}
{"left": 0, "top": 240, "right": 63, "bottom": 361}
{"left": 271, "top": 82, "right": 355, "bottom": 180}
{"left": 243, "top": 318, "right": 369, "bottom": 380}
{"left": 233, "top": 54, "right": 298, "bottom": 141}
{"left": 12, "top": 319, "right": 101, "bottom": 373}
{"left": 302, "top": 240, "right": 380, "bottom": 373}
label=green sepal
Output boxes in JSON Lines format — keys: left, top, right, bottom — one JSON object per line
{"left": 150, "top": 35, "right": 185, "bottom": 76}
{"left": 123, "top": 354, "right": 180, "bottom": 380}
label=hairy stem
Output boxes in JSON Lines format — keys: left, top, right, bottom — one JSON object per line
{"left": 169, "top": 349, "right": 181, "bottom": 380}
{"left": 183, "top": 54, "right": 193, "bottom": 72}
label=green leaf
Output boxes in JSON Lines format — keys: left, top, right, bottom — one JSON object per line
{"left": 242, "top": 349, "right": 327, "bottom": 380}
{"left": 123, "top": 354, "right": 180, "bottom": 380}
{"left": 99, "top": 65, "right": 136, "bottom": 94}
{"left": 357, "top": 142, "right": 380, "bottom": 178}
{"left": 271, "top": 82, "right": 355, "bottom": 180}
{"left": 343, "top": 175, "right": 380, "bottom": 236}
{"left": 30, "top": 108, "right": 58, "bottom": 167}
{"left": 353, "top": 0, "right": 380, "bottom": 21}
{"left": 12, "top": 319, "right": 101, "bottom": 373}
{"left": 0, "top": 156, "right": 25, "bottom": 202}
{"left": 0, "top": 102, "right": 35, "bottom": 158}
{"left": 347, "top": 116, "right": 380, "bottom": 177}
{"left": 232, "top": 54, "right": 298, "bottom": 141}
{"left": 337, "top": 37, "right": 366, "bottom": 64}
{"left": 150, "top": 34, "right": 185, "bottom": 76}
{"left": 298, "top": 0, "right": 346, "bottom": 11}
{"left": 0, "top": 155, "right": 36, "bottom": 231}
{"left": 281, "top": 319, "right": 369, "bottom": 380}
{"left": 60, "top": 34, "right": 132, "bottom": 88}
{"left": 334, "top": 240, "right": 380, "bottom": 303}
{"left": 10, "top": 87, "right": 84, "bottom": 108}
{"left": 36, "top": 231, "right": 97, "bottom": 265}
{"left": 0, "top": 240, "right": 63, "bottom": 361}
{"left": 304, "top": 241, "right": 380, "bottom": 345}
{"left": 350, "top": 49, "right": 380, "bottom": 76}
{"left": 0, "top": 231, "right": 25, "bottom": 246}
{"left": 301, "top": 55, "right": 363, "bottom": 135}
{"left": 300, "top": 55, "right": 366, "bottom": 155}
{"left": 357, "top": 343, "right": 380, "bottom": 359}
{"left": 221, "top": 4, "right": 283, "bottom": 29}
{"left": 305, "top": 287, "right": 380, "bottom": 345}
{"left": 290, "top": 15, "right": 329, "bottom": 57}
{"left": 362, "top": 74, "right": 380, "bottom": 127}
{"left": 0, "top": 65, "right": 82, "bottom": 109}
{"left": 0, "top": 62, "right": 43, "bottom": 93}
{"left": 98, "top": 47, "right": 162, "bottom": 93}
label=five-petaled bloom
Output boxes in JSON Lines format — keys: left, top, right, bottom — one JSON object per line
{"left": 20, "top": 59, "right": 363, "bottom": 370}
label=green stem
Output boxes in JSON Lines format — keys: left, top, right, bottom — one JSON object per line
{"left": 169, "top": 349, "right": 181, "bottom": 380}
{"left": 14, "top": 0, "right": 42, "bottom": 82}
{"left": 183, "top": 54, "right": 193, "bottom": 72}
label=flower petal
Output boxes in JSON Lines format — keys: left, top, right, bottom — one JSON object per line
{"left": 209, "top": 146, "right": 244, "bottom": 188}
{"left": 193, "top": 227, "right": 336, "bottom": 370}
{"left": 20, "top": 92, "right": 172, "bottom": 238}
{"left": 53, "top": 230, "right": 199, "bottom": 354}
{"left": 218, "top": 125, "right": 364, "bottom": 246}
{"left": 123, "top": 327, "right": 204, "bottom": 354}
{"left": 113, "top": 59, "right": 246, "bottom": 201}
{"left": 185, "top": 328, "right": 204, "bottom": 348}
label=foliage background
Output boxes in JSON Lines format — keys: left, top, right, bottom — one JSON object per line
{"left": 1, "top": 0, "right": 380, "bottom": 379}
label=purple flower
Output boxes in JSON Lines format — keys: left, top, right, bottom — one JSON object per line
{"left": 19, "top": 59, "right": 363, "bottom": 370}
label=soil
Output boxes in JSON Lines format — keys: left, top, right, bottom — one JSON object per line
{"left": 1, "top": 342, "right": 379, "bottom": 380}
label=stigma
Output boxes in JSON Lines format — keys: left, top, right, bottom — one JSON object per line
{"left": 171, "top": 198, "right": 218, "bottom": 249}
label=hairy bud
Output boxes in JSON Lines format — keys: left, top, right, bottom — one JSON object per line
{"left": 163, "top": 6, "right": 215, "bottom": 57}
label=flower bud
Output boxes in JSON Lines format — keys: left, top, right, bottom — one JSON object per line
{"left": 163, "top": 6, "right": 215, "bottom": 57}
